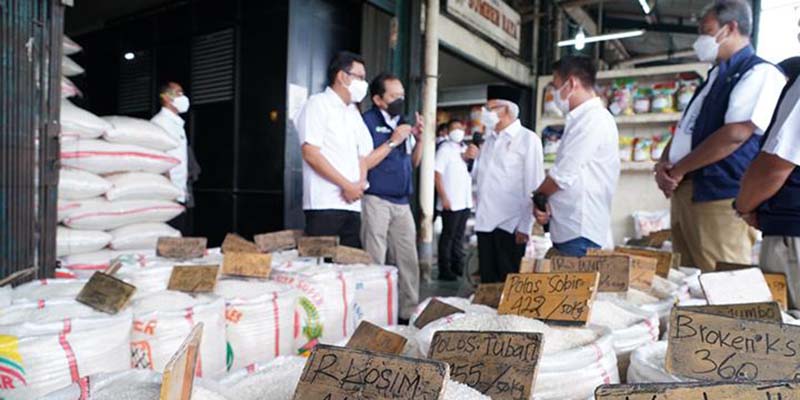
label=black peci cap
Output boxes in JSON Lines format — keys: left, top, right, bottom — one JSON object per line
{"left": 486, "top": 85, "right": 521, "bottom": 104}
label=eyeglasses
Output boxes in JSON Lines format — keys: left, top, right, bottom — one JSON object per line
{"left": 345, "top": 70, "right": 366, "bottom": 81}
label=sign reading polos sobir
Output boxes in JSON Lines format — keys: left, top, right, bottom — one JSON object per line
{"left": 445, "top": 0, "right": 521, "bottom": 54}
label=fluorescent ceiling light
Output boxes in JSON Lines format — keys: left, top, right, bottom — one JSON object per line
{"left": 639, "top": 0, "right": 652, "bottom": 14}
{"left": 558, "top": 30, "right": 645, "bottom": 47}
{"left": 123, "top": 52, "right": 135, "bottom": 60}
{"left": 575, "top": 30, "right": 586, "bottom": 50}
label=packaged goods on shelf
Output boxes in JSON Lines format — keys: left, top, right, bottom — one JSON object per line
{"left": 61, "top": 199, "right": 184, "bottom": 230}
{"left": 61, "top": 56, "right": 84, "bottom": 77}
{"left": 214, "top": 279, "right": 300, "bottom": 372}
{"left": 633, "top": 137, "right": 653, "bottom": 162}
{"left": 60, "top": 101, "right": 112, "bottom": 140}
{"left": 108, "top": 222, "right": 180, "bottom": 251}
{"left": 651, "top": 132, "right": 671, "bottom": 160}
{"left": 62, "top": 36, "right": 82, "bottom": 55}
{"left": 633, "top": 88, "right": 652, "bottom": 114}
{"left": 130, "top": 291, "right": 227, "bottom": 378}
{"left": 105, "top": 172, "right": 183, "bottom": 202}
{"left": 11, "top": 278, "right": 87, "bottom": 304}
{"left": 619, "top": 136, "right": 635, "bottom": 162}
{"left": 58, "top": 168, "right": 111, "bottom": 200}
{"left": 0, "top": 300, "right": 132, "bottom": 399}
{"left": 102, "top": 116, "right": 179, "bottom": 151}
{"left": 56, "top": 226, "right": 112, "bottom": 257}
{"left": 60, "top": 139, "right": 180, "bottom": 175}
{"left": 542, "top": 84, "right": 563, "bottom": 118}
{"left": 41, "top": 369, "right": 228, "bottom": 400}
{"left": 542, "top": 126, "right": 562, "bottom": 163}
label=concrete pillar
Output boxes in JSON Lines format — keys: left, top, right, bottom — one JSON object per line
{"left": 418, "top": 0, "right": 439, "bottom": 280}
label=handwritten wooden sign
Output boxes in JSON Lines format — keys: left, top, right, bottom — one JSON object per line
{"left": 160, "top": 323, "right": 203, "bottom": 400}
{"left": 167, "top": 265, "right": 219, "bottom": 293}
{"left": 0, "top": 267, "right": 36, "bottom": 287}
{"left": 615, "top": 246, "right": 674, "bottom": 278}
{"left": 684, "top": 302, "right": 782, "bottom": 322}
{"left": 497, "top": 272, "right": 599, "bottom": 324}
{"left": 221, "top": 233, "right": 259, "bottom": 253}
{"left": 595, "top": 381, "right": 800, "bottom": 399}
{"left": 700, "top": 268, "right": 773, "bottom": 305}
{"left": 550, "top": 255, "right": 630, "bottom": 292}
{"left": 588, "top": 249, "right": 658, "bottom": 290}
{"left": 714, "top": 262, "right": 788, "bottom": 310}
{"left": 346, "top": 321, "right": 407, "bottom": 355}
{"left": 293, "top": 344, "right": 448, "bottom": 400}
{"left": 413, "top": 298, "right": 464, "bottom": 329}
{"left": 428, "top": 331, "right": 543, "bottom": 400}
{"left": 221, "top": 252, "right": 272, "bottom": 279}
{"left": 297, "top": 236, "right": 339, "bottom": 258}
{"left": 665, "top": 308, "right": 800, "bottom": 381}
{"left": 254, "top": 229, "right": 304, "bottom": 253}
{"left": 333, "top": 246, "right": 373, "bottom": 264}
{"left": 76, "top": 271, "right": 136, "bottom": 314}
{"left": 519, "top": 257, "right": 536, "bottom": 273}
{"left": 156, "top": 237, "right": 207, "bottom": 260}
{"left": 472, "top": 283, "right": 505, "bottom": 308}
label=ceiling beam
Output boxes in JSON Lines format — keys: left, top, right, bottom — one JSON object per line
{"left": 561, "top": 5, "right": 631, "bottom": 60}
{"left": 603, "top": 16, "right": 698, "bottom": 34}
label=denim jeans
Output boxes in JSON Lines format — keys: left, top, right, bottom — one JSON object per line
{"left": 553, "top": 237, "right": 601, "bottom": 257}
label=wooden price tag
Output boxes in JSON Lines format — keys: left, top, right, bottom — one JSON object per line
{"left": 497, "top": 272, "right": 599, "bottom": 324}
{"left": 333, "top": 246, "right": 373, "bottom": 264}
{"left": 428, "top": 331, "right": 544, "bottom": 400}
{"left": 76, "top": 271, "right": 136, "bottom": 314}
{"left": 700, "top": 268, "right": 773, "bottom": 305}
{"left": 0, "top": 267, "right": 36, "bottom": 287}
{"left": 157, "top": 237, "right": 207, "bottom": 260}
{"left": 346, "top": 321, "right": 407, "bottom": 355}
{"left": 714, "top": 262, "right": 789, "bottom": 310}
{"left": 293, "top": 344, "right": 448, "bottom": 400}
{"left": 160, "top": 323, "right": 203, "bottom": 400}
{"left": 587, "top": 250, "right": 658, "bottom": 290}
{"left": 519, "top": 257, "right": 537, "bottom": 273}
{"left": 254, "top": 229, "right": 304, "bottom": 253}
{"left": 413, "top": 298, "right": 464, "bottom": 329}
{"left": 167, "top": 265, "right": 219, "bottom": 293}
{"left": 595, "top": 381, "right": 800, "bottom": 399}
{"left": 297, "top": 236, "right": 339, "bottom": 258}
{"left": 222, "top": 252, "right": 272, "bottom": 279}
{"left": 472, "top": 283, "right": 505, "bottom": 308}
{"left": 665, "top": 308, "right": 800, "bottom": 381}
{"left": 683, "top": 302, "right": 782, "bottom": 322}
{"left": 615, "top": 246, "right": 674, "bottom": 278}
{"left": 550, "top": 255, "right": 631, "bottom": 292}
{"left": 221, "top": 233, "right": 259, "bottom": 254}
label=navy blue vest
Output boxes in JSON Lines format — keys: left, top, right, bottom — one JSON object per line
{"left": 362, "top": 107, "right": 413, "bottom": 204}
{"left": 690, "top": 46, "right": 768, "bottom": 202}
{"left": 758, "top": 75, "right": 800, "bottom": 236}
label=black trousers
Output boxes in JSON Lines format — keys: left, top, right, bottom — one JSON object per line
{"left": 437, "top": 209, "right": 470, "bottom": 276}
{"left": 477, "top": 229, "right": 525, "bottom": 284}
{"left": 304, "top": 209, "right": 362, "bottom": 248}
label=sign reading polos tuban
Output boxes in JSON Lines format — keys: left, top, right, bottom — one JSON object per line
{"left": 446, "top": 0, "right": 521, "bottom": 54}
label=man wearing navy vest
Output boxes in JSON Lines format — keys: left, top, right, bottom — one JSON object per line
{"left": 654, "top": 0, "right": 785, "bottom": 271}
{"left": 361, "top": 72, "right": 424, "bottom": 323}
{"left": 736, "top": 53, "right": 800, "bottom": 308}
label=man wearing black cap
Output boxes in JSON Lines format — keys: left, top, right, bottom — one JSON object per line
{"left": 471, "top": 85, "right": 545, "bottom": 283}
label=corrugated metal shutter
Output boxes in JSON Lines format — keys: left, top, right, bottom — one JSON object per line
{"left": 191, "top": 28, "right": 235, "bottom": 104}
{"left": 118, "top": 50, "right": 153, "bottom": 114}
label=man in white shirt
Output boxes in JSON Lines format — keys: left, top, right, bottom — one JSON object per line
{"left": 471, "top": 86, "right": 545, "bottom": 283}
{"left": 654, "top": 0, "right": 786, "bottom": 271}
{"left": 296, "top": 52, "right": 374, "bottom": 248}
{"left": 435, "top": 119, "right": 472, "bottom": 281}
{"left": 534, "top": 56, "right": 620, "bottom": 256}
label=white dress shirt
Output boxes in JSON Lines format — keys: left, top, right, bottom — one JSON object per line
{"left": 151, "top": 108, "right": 187, "bottom": 203}
{"left": 473, "top": 119, "right": 544, "bottom": 235}
{"left": 763, "top": 78, "right": 800, "bottom": 165}
{"left": 669, "top": 64, "right": 786, "bottom": 164}
{"left": 435, "top": 140, "right": 473, "bottom": 212}
{"left": 296, "top": 87, "right": 374, "bottom": 212}
{"left": 548, "top": 97, "right": 620, "bottom": 247}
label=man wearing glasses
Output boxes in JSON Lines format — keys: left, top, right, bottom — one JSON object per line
{"left": 296, "top": 51, "right": 374, "bottom": 248}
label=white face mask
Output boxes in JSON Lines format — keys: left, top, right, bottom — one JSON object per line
{"left": 448, "top": 128, "right": 465, "bottom": 143}
{"left": 480, "top": 107, "right": 500, "bottom": 130}
{"left": 172, "top": 95, "right": 190, "bottom": 113}
{"left": 553, "top": 81, "right": 572, "bottom": 115}
{"left": 347, "top": 79, "right": 369, "bottom": 103}
{"left": 693, "top": 27, "right": 727, "bottom": 63}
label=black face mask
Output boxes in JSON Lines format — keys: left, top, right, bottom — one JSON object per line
{"left": 384, "top": 97, "right": 404, "bottom": 117}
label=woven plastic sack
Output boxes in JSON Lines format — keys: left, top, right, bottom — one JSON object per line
{"left": 60, "top": 77, "right": 81, "bottom": 99}
{"left": 58, "top": 169, "right": 111, "bottom": 200}
{"left": 62, "top": 199, "right": 184, "bottom": 230}
{"left": 131, "top": 291, "right": 227, "bottom": 379}
{"left": 627, "top": 341, "right": 685, "bottom": 383}
{"left": 0, "top": 287, "right": 11, "bottom": 307}
{"left": 0, "top": 300, "right": 132, "bottom": 399}
{"left": 40, "top": 369, "right": 229, "bottom": 400}
{"left": 60, "top": 139, "right": 180, "bottom": 174}
{"left": 58, "top": 249, "right": 154, "bottom": 278}
{"left": 56, "top": 226, "right": 112, "bottom": 257}
{"left": 105, "top": 172, "right": 182, "bottom": 202}
{"left": 215, "top": 279, "right": 299, "bottom": 372}
{"left": 102, "top": 116, "right": 178, "bottom": 151}
{"left": 62, "top": 36, "right": 82, "bottom": 55}
{"left": 60, "top": 101, "right": 111, "bottom": 140}
{"left": 109, "top": 222, "right": 180, "bottom": 250}
{"left": 335, "top": 264, "right": 398, "bottom": 327}
{"left": 11, "top": 279, "right": 87, "bottom": 304}
{"left": 220, "top": 356, "right": 307, "bottom": 400}
{"left": 592, "top": 296, "right": 660, "bottom": 381}
{"left": 62, "top": 56, "right": 84, "bottom": 76}
{"left": 58, "top": 197, "right": 104, "bottom": 223}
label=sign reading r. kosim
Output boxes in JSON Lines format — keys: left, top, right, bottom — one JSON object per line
{"left": 446, "top": 0, "right": 521, "bottom": 54}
